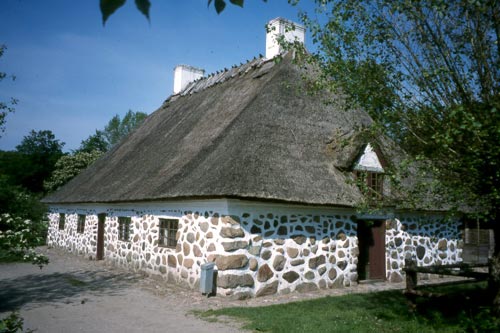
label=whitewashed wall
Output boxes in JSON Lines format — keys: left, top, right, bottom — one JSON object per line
{"left": 46, "top": 199, "right": 462, "bottom": 297}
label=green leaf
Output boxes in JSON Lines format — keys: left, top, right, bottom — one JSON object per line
{"left": 100, "top": 0, "right": 126, "bottom": 26}
{"left": 229, "top": 0, "right": 244, "bottom": 7}
{"left": 208, "top": 0, "right": 245, "bottom": 13}
{"left": 135, "top": 0, "right": 151, "bottom": 22}
{"left": 214, "top": 0, "right": 226, "bottom": 14}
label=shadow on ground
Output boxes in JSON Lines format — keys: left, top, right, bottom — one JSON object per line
{"left": 0, "top": 269, "right": 140, "bottom": 312}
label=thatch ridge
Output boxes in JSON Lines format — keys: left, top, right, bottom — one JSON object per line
{"left": 169, "top": 56, "right": 270, "bottom": 101}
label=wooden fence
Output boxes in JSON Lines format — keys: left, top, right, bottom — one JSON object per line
{"left": 403, "top": 258, "right": 489, "bottom": 292}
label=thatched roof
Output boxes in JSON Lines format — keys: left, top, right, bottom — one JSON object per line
{"left": 43, "top": 54, "right": 400, "bottom": 206}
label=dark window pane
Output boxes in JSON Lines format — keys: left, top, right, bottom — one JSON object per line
{"left": 118, "top": 217, "right": 131, "bottom": 241}
{"left": 159, "top": 218, "right": 178, "bottom": 248}
{"left": 354, "top": 170, "right": 383, "bottom": 200}
{"left": 59, "top": 213, "right": 66, "bottom": 230}
{"left": 77, "top": 214, "right": 86, "bottom": 233}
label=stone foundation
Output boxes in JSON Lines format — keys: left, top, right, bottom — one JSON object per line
{"left": 46, "top": 200, "right": 462, "bottom": 296}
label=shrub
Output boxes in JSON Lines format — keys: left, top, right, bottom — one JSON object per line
{"left": 0, "top": 214, "right": 48, "bottom": 267}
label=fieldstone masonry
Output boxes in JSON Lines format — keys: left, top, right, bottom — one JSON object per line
{"left": 48, "top": 213, "right": 99, "bottom": 257}
{"left": 47, "top": 205, "right": 462, "bottom": 297}
{"left": 385, "top": 215, "right": 462, "bottom": 283}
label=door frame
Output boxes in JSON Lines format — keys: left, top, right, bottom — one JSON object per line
{"left": 356, "top": 219, "right": 386, "bottom": 281}
{"left": 96, "top": 213, "right": 106, "bottom": 260}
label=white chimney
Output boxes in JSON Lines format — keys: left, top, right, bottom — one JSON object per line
{"left": 265, "top": 17, "right": 305, "bottom": 59}
{"left": 173, "top": 65, "right": 205, "bottom": 94}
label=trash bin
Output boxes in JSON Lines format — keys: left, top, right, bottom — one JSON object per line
{"left": 200, "top": 262, "right": 215, "bottom": 295}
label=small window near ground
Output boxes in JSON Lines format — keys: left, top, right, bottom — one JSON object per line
{"left": 158, "top": 218, "right": 179, "bottom": 248}
{"left": 59, "top": 213, "right": 66, "bottom": 230}
{"left": 118, "top": 217, "right": 131, "bottom": 241}
{"left": 77, "top": 214, "right": 86, "bottom": 233}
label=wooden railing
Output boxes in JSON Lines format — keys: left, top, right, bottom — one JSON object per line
{"left": 403, "top": 258, "right": 489, "bottom": 292}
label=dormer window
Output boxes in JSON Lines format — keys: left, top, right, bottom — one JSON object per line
{"left": 354, "top": 170, "right": 384, "bottom": 199}
{"left": 353, "top": 143, "right": 385, "bottom": 200}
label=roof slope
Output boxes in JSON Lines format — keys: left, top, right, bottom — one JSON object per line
{"left": 43, "top": 54, "right": 376, "bottom": 205}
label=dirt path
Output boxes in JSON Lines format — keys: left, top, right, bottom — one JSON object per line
{"left": 1, "top": 247, "right": 470, "bottom": 332}
{"left": 0, "top": 247, "right": 243, "bottom": 333}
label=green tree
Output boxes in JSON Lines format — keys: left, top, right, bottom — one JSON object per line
{"left": 77, "top": 129, "right": 108, "bottom": 153}
{"left": 0, "top": 45, "right": 17, "bottom": 136}
{"left": 0, "top": 132, "right": 56, "bottom": 266}
{"left": 0, "top": 150, "right": 30, "bottom": 186}
{"left": 44, "top": 150, "right": 103, "bottom": 193}
{"left": 15, "top": 130, "right": 65, "bottom": 193}
{"left": 298, "top": 0, "right": 500, "bottom": 310}
{"left": 0, "top": 176, "right": 46, "bottom": 223}
{"left": 0, "top": 174, "right": 48, "bottom": 267}
{"left": 44, "top": 110, "right": 145, "bottom": 192}
{"left": 102, "top": 110, "right": 147, "bottom": 149}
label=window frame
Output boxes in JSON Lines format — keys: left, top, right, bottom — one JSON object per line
{"left": 77, "top": 214, "right": 86, "bottom": 233}
{"left": 367, "top": 171, "right": 384, "bottom": 198}
{"left": 118, "top": 217, "right": 132, "bottom": 241}
{"left": 354, "top": 170, "right": 384, "bottom": 200}
{"left": 158, "top": 218, "right": 179, "bottom": 248}
{"left": 58, "top": 213, "right": 66, "bottom": 230}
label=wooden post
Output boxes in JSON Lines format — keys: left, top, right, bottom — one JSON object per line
{"left": 405, "top": 258, "right": 418, "bottom": 291}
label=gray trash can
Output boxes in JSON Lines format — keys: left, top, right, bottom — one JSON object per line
{"left": 200, "top": 262, "right": 215, "bottom": 295}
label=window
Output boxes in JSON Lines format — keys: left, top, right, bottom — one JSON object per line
{"left": 118, "top": 217, "right": 131, "bottom": 241}
{"left": 77, "top": 214, "right": 86, "bottom": 233}
{"left": 367, "top": 172, "right": 384, "bottom": 197}
{"left": 462, "top": 220, "right": 494, "bottom": 263}
{"left": 58, "top": 213, "right": 66, "bottom": 230}
{"left": 158, "top": 218, "right": 179, "bottom": 248}
{"left": 354, "top": 170, "right": 384, "bottom": 200}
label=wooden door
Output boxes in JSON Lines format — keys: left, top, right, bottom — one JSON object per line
{"left": 369, "top": 220, "right": 386, "bottom": 280}
{"left": 96, "top": 213, "right": 106, "bottom": 260}
{"left": 357, "top": 220, "right": 386, "bottom": 280}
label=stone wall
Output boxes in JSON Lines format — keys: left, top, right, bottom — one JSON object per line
{"left": 46, "top": 201, "right": 462, "bottom": 297}
{"left": 386, "top": 215, "right": 462, "bottom": 283}
{"left": 47, "top": 212, "right": 99, "bottom": 256}
{"left": 211, "top": 213, "right": 357, "bottom": 298}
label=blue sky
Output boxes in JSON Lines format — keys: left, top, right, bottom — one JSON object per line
{"left": 0, "top": 0, "right": 314, "bottom": 151}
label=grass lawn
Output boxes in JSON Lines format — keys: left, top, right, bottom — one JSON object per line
{"left": 199, "top": 282, "right": 500, "bottom": 332}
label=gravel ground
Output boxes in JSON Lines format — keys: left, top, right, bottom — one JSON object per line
{"left": 0, "top": 247, "right": 243, "bottom": 333}
{"left": 0, "top": 247, "right": 471, "bottom": 332}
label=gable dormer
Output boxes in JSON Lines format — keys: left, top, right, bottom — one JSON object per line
{"left": 353, "top": 143, "right": 385, "bottom": 173}
{"left": 353, "top": 143, "right": 386, "bottom": 200}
